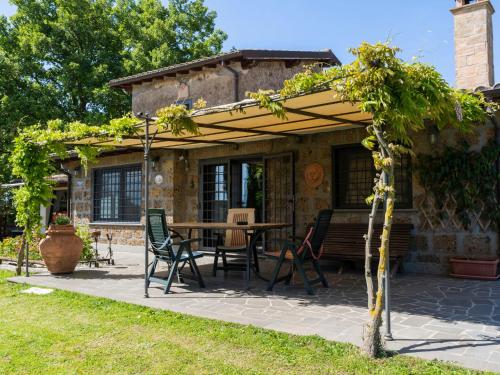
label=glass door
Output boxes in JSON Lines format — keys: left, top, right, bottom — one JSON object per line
{"left": 230, "top": 159, "right": 263, "bottom": 222}
{"left": 201, "top": 162, "right": 229, "bottom": 248}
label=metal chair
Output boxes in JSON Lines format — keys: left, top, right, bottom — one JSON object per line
{"left": 147, "top": 209, "right": 205, "bottom": 294}
{"left": 213, "top": 208, "right": 256, "bottom": 276}
{"left": 266, "top": 209, "right": 333, "bottom": 295}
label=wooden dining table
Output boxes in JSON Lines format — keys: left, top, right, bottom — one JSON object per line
{"left": 169, "top": 222, "right": 291, "bottom": 289}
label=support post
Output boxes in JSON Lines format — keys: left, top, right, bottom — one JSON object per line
{"left": 144, "top": 114, "right": 151, "bottom": 298}
{"left": 25, "top": 235, "right": 29, "bottom": 277}
{"left": 383, "top": 172, "right": 392, "bottom": 341}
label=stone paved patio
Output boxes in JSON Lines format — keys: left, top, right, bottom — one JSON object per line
{"left": 7, "top": 246, "right": 500, "bottom": 373}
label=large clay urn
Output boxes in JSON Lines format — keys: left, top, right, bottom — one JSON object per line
{"left": 39, "top": 225, "right": 83, "bottom": 274}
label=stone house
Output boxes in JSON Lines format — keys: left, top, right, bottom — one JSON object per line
{"left": 64, "top": 0, "right": 499, "bottom": 274}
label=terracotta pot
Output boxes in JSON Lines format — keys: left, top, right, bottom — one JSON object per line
{"left": 449, "top": 257, "right": 499, "bottom": 280}
{"left": 39, "top": 224, "right": 83, "bottom": 274}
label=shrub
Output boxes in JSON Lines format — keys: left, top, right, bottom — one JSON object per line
{"left": 54, "top": 214, "right": 71, "bottom": 225}
{"left": 0, "top": 234, "right": 43, "bottom": 261}
{"left": 75, "top": 225, "right": 94, "bottom": 262}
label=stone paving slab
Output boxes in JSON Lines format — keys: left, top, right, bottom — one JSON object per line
{"left": 6, "top": 248, "right": 500, "bottom": 373}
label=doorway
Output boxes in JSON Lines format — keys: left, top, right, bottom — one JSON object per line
{"left": 200, "top": 154, "right": 294, "bottom": 250}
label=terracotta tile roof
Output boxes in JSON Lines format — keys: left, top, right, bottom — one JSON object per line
{"left": 109, "top": 49, "right": 340, "bottom": 89}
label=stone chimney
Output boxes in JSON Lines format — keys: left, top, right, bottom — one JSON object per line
{"left": 451, "top": 0, "right": 495, "bottom": 89}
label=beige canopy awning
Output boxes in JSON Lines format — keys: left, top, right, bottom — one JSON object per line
{"left": 73, "top": 88, "right": 372, "bottom": 150}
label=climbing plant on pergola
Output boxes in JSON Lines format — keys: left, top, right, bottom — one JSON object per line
{"left": 9, "top": 42, "right": 495, "bottom": 359}
{"left": 249, "top": 42, "right": 495, "bottom": 357}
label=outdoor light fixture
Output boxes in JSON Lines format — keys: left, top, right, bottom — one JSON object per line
{"left": 151, "top": 156, "right": 161, "bottom": 171}
{"left": 429, "top": 125, "right": 439, "bottom": 145}
{"left": 73, "top": 166, "right": 82, "bottom": 177}
{"left": 179, "top": 152, "right": 189, "bottom": 171}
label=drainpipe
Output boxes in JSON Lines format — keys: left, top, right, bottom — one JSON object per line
{"left": 221, "top": 60, "right": 240, "bottom": 102}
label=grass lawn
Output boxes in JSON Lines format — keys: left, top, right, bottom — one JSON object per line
{"left": 0, "top": 270, "right": 488, "bottom": 375}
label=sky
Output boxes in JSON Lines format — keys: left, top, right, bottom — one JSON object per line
{"left": 1, "top": 0, "right": 499, "bottom": 85}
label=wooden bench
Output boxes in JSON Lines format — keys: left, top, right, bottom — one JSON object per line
{"left": 321, "top": 223, "right": 413, "bottom": 276}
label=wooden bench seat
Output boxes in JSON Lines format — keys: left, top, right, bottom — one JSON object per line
{"left": 321, "top": 223, "right": 413, "bottom": 275}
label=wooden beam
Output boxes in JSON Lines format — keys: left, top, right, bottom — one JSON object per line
{"left": 283, "top": 107, "right": 370, "bottom": 127}
{"left": 195, "top": 122, "right": 300, "bottom": 138}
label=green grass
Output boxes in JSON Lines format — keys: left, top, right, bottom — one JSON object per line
{"left": 0, "top": 270, "right": 488, "bottom": 375}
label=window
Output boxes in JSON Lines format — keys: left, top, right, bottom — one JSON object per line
{"left": 333, "top": 146, "right": 412, "bottom": 209}
{"left": 93, "top": 164, "right": 142, "bottom": 222}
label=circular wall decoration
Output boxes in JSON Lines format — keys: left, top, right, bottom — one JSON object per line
{"left": 154, "top": 174, "right": 164, "bottom": 185}
{"left": 304, "top": 163, "right": 324, "bottom": 188}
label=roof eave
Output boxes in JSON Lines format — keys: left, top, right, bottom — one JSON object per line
{"left": 109, "top": 49, "right": 340, "bottom": 90}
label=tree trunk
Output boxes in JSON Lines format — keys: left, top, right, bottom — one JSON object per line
{"left": 363, "top": 129, "right": 396, "bottom": 357}
{"left": 364, "top": 191, "right": 380, "bottom": 312}
{"left": 16, "top": 233, "right": 27, "bottom": 276}
{"left": 363, "top": 190, "right": 382, "bottom": 356}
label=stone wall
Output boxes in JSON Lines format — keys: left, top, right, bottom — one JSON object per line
{"left": 173, "top": 120, "right": 498, "bottom": 274}
{"left": 405, "top": 116, "right": 499, "bottom": 273}
{"left": 64, "top": 149, "right": 179, "bottom": 245}
{"left": 131, "top": 61, "right": 308, "bottom": 115}
{"left": 64, "top": 116, "right": 498, "bottom": 274}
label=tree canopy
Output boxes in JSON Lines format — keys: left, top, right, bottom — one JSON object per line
{"left": 0, "top": 0, "right": 226, "bottom": 182}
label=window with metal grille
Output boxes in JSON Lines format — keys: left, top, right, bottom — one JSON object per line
{"left": 333, "top": 146, "right": 412, "bottom": 209}
{"left": 93, "top": 164, "right": 142, "bottom": 222}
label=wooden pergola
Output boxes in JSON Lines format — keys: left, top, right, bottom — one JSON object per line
{"left": 73, "top": 88, "right": 371, "bottom": 150}
{"left": 70, "top": 88, "right": 393, "bottom": 337}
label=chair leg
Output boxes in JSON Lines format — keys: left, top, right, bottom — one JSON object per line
{"left": 284, "top": 264, "right": 294, "bottom": 285}
{"left": 221, "top": 250, "right": 228, "bottom": 275}
{"left": 177, "top": 266, "right": 185, "bottom": 284}
{"left": 312, "top": 258, "right": 329, "bottom": 288}
{"left": 164, "top": 258, "right": 180, "bottom": 294}
{"left": 213, "top": 248, "right": 220, "bottom": 277}
{"left": 266, "top": 247, "right": 288, "bottom": 291}
{"left": 146, "top": 257, "right": 158, "bottom": 288}
{"left": 189, "top": 256, "right": 205, "bottom": 288}
{"left": 290, "top": 248, "right": 314, "bottom": 295}
{"left": 252, "top": 246, "right": 260, "bottom": 273}
{"left": 390, "top": 257, "right": 402, "bottom": 278}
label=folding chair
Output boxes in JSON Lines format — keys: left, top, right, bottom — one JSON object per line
{"left": 147, "top": 209, "right": 205, "bottom": 294}
{"left": 266, "top": 209, "right": 333, "bottom": 295}
{"left": 213, "top": 208, "right": 256, "bottom": 276}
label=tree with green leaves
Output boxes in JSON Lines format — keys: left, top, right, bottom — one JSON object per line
{"left": 0, "top": 0, "right": 226, "bottom": 182}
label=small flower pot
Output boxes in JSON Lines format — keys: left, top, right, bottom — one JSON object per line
{"left": 449, "top": 257, "right": 499, "bottom": 280}
{"left": 39, "top": 224, "right": 83, "bottom": 274}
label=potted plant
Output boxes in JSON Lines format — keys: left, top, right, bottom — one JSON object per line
{"left": 449, "top": 256, "right": 499, "bottom": 280}
{"left": 39, "top": 215, "right": 83, "bottom": 274}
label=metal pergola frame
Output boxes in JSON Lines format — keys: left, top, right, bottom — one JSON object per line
{"left": 62, "top": 88, "right": 393, "bottom": 339}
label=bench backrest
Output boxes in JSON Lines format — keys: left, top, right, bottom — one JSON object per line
{"left": 322, "top": 223, "right": 413, "bottom": 259}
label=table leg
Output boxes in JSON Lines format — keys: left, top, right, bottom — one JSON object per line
{"left": 245, "top": 228, "right": 270, "bottom": 289}
{"left": 245, "top": 229, "right": 251, "bottom": 290}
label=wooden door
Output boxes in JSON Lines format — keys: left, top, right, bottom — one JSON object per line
{"left": 263, "top": 152, "right": 295, "bottom": 252}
